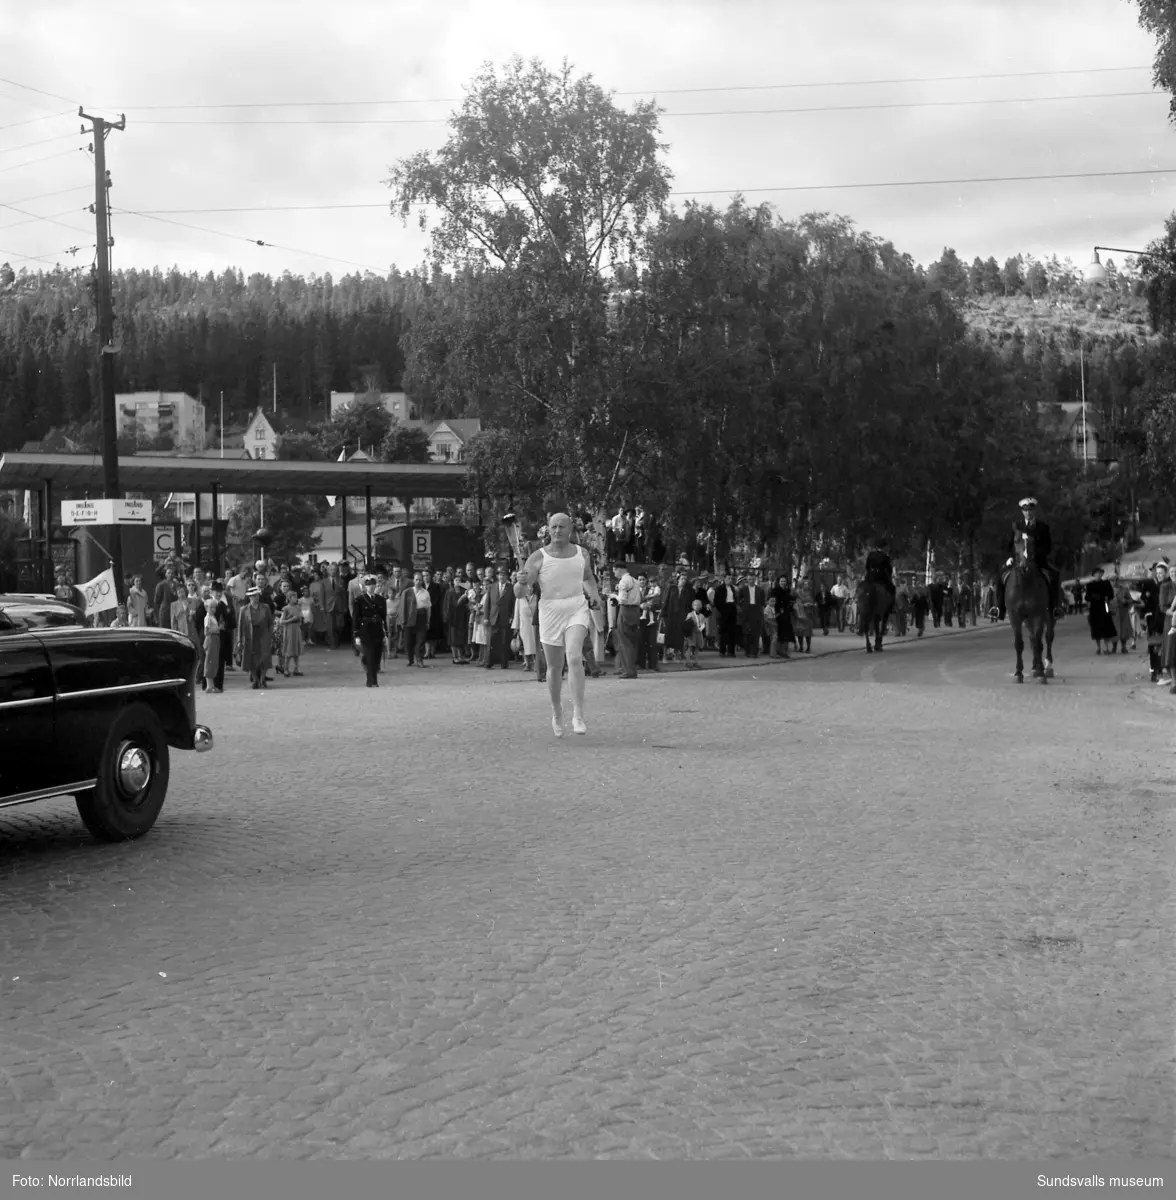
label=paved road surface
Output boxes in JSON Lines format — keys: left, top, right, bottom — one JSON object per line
{"left": 1, "top": 620, "right": 1171, "bottom": 1160}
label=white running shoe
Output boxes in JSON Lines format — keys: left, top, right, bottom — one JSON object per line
{"left": 572, "top": 713, "right": 587, "bottom": 735}
{"left": 552, "top": 713, "right": 564, "bottom": 738}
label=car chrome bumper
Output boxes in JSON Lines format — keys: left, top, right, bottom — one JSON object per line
{"left": 193, "top": 725, "right": 214, "bottom": 752}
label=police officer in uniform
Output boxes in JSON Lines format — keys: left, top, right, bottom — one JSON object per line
{"left": 352, "top": 575, "right": 388, "bottom": 688}
{"left": 864, "top": 538, "right": 897, "bottom": 600}
{"left": 997, "top": 497, "right": 1061, "bottom": 621}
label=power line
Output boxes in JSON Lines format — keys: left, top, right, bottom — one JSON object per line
{"left": 669, "top": 166, "right": 1176, "bottom": 196}
{"left": 0, "top": 131, "right": 79, "bottom": 157}
{"left": 125, "top": 90, "right": 1163, "bottom": 125}
{"left": 103, "top": 63, "right": 1152, "bottom": 110}
{"left": 104, "top": 164, "right": 1176, "bottom": 220}
{"left": 0, "top": 196, "right": 91, "bottom": 236}
{"left": 0, "top": 76, "right": 78, "bottom": 106}
{"left": 0, "top": 110, "right": 74, "bottom": 132}
{"left": 0, "top": 242, "right": 86, "bottom": 265}
{"left": 0, "top": 183, "right": 91, "bottom": 207}
{"left": 0, "top": 147, "right": 84, "bottom": 176}
{"left": 111, "top": 206, "right": 388, "bottom": 273}
{"left": 0, "top": 203, "right": 93, "bottom": 233}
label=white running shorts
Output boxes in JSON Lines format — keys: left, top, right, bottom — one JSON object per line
{"left": 538, "top": 595, "right": 590, "bottom": 647}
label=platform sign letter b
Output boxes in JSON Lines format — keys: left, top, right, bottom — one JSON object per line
{"left": 413, "top": 530, "right": 431, "bottom": 557}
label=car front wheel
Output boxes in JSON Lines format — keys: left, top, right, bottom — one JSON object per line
{"left": 75, "top": 703, "right": 171, "bottom": 841}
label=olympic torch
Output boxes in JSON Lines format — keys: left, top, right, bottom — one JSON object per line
{"left": 501, "top": 512, "right": 528, "bottom": 573}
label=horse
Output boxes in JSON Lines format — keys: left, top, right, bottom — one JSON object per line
{"left": 1005, "top": 529, "right": 1055, "bottom": 684}
{"left": 856, "top": 579, "right": 894, "bottom": 653}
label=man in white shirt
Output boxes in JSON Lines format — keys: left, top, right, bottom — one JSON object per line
{"left": 831, "top": 575, "right": 851, "bottom": 632}
{"left": 226, "top": 565, "right": 252, "bottom": 614}
{"left": 613, "top": 562, "right": 642, "bottom": 678}
{"left": 409, "top": 571, "right": 432, "bottom": 666}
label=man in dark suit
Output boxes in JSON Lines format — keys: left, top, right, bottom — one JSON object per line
{"left": 928, "top": 573, "right": 945, "bottom": 627}
{"left": 635, "top": 572, "right": 662, "bottom": 671}
{"left": 152, "top": 567, "right": 177, "bottom": 627}
{"left": 737, "top": 575, "right": 767, "bottom": 656}
{"left": 424, "top": 568, "right": 446, "bottom": 658}
{"left": 713, "top": 574, "right": 739, "bottom": 657}
{"left": 483, "top": 566, "right": 516, "bottom": 668}
{"left": 206, "top": 580, "right": 235, "bottom": 693}
{"left": 352, "top": 575, "right": 388, "bottom": 687}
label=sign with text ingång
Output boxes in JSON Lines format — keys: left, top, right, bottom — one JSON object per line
{"left": 62, "top": 499, "right": 152, "bottom": 526}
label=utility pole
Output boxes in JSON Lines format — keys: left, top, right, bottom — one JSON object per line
{"left": 80, "top": 105, "right": 126, "bottom": 600}
{"left": 1079, "top": 343, "right": 1088, "bottom": 474}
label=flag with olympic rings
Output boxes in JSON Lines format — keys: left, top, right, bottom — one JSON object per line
{"left": 80, "top": 568, "right": 118, "bottom": 616}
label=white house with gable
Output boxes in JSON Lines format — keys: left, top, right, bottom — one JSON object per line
{"left": 243, "top": 408, "right": 282, "bottom": 460}
{"left": 403, "top": 418, "right": 482, "bottom": 462}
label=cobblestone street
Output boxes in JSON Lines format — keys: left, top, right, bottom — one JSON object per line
{"left": 1, "top": 620, "right": 1172, "bottom": 1160}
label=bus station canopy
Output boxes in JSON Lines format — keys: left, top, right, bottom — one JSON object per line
{"left": 0, "top": 453, "right": 471, "bottom": 499}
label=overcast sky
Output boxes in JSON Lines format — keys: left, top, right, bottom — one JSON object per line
{"left": 1, "top": 0, "right": 1171, "bottom": 281}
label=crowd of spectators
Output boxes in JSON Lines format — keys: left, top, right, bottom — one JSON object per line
{"left": 54, "top": 529, "right": 996, "bottom": 692}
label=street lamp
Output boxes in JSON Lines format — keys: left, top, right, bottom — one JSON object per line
{"left": 1085, "top": 245, "right": 1150, "bottom": 284}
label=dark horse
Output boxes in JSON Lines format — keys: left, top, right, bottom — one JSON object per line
{"left": 1006, "top": 529, "right": 1055, "bottom": 684}
{"left": 856, "top": 580, "right": 894, "bottom": 653}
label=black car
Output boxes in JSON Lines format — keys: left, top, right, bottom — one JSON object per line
{"left": 0, "top": 593, "right": 213, "bottom": 840}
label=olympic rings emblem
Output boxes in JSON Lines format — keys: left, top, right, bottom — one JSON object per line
{"left": 84, "top": 577, "right": 112, "bottom": 606}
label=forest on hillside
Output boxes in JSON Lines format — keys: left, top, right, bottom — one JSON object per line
{"left": 0, "top": 244, "right": 1154, "bottom": 457}
{"left": 0, "top": 264, "right": 417, "bottom": 450}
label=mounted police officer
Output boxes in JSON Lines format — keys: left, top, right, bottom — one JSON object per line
{"left": 997, "top": 497, "right": 1061, "bottom": 621}
{"left": 864, "top": 537, "right": 897, "bottom": 602}
{"left": 352, "top": 575, "right": 388, "bottom": 688}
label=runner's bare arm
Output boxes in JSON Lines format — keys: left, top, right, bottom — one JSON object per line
{"left": 514, "top": 549, "right": 543, "bottom": 597}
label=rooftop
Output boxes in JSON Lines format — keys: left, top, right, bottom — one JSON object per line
{"left": 0, "top": 452, "right": 471, "bottom": 499}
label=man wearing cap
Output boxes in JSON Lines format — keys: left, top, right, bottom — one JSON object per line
{"left": 998, "top": 498, "right": 1060, "bottom": 620}
{"left": 352, "top": 576, "right": 387, "bottom": 687}
{"left": 206, "top": 580, "right": 234, "bottom": 693}
{"left": 864, "top": 538, "right": 897, "bottom": 603}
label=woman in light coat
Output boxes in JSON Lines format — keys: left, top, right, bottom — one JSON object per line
{"left": 512, "top": 584, "right": 537, "bottom": 671}
{"left": 127, "top": 575, "right": 150, "bottom": 627}
{"left": 169, "top": 584, "right": 197, "bottom": 644}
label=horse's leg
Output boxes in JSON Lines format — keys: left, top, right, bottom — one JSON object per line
{"left": 1012, "top": 615, "right": 1024, "bottom": 681}
{"left": 1031, "top": 618, "right": 1047, "bottom": 682}
{"left": 1044, "top": 616, "right": 1055, "bottom": 678}
{"left": 874, "top": 611, "right": 883, "bottom": 651}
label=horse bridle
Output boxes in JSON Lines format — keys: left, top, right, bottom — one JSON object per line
{"left": 1015, "top": 530, "right": 1037, "bottom": 573}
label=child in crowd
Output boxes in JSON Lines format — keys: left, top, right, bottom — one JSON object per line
{"left": 763, "top": 595, "right": 778, "bottom": 658}
{"left": 280, "top": 589, "right": 304, "bottom": 677}
{"left": 202, "top": 605, "right": 221, "bottom": 692}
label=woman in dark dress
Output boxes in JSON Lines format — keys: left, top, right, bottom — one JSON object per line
{"left": 1084, "top": 567, "right": 1117, "bottom": 654}
{"left": 660, "top": 570, "right": 690, "bottom": 663}
{"left": 771, "top": 574, "right": 793, "bottom": 659}
{"left": 444, "top": 578, "right": 469, "bottom": 664}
